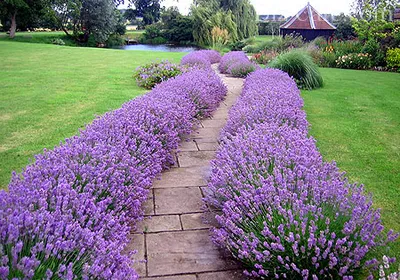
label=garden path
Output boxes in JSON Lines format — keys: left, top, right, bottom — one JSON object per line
{"left": 126, "top": 65, "right": 245, "bottom": 279}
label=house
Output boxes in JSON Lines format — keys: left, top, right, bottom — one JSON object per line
{"left": 280, "top": 2, "right": 336, "bottom": 41}
{"left": 259, "top": 15, "right": 285, "bottom": 22}
{"left": 394, "top": 8, "right": 400, "bottom": 22}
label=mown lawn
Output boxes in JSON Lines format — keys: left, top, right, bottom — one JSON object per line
{"left": 254, "top": 35, "right": 274, "bottom": 43}
{"left": 0, "top": 41, "right": 185, "bottom": 188}
{"left": 0, "top": 31, "right": 78, "bottom": 46}
{"left": 302, "top": 68, "right": 400, "bottom": 256}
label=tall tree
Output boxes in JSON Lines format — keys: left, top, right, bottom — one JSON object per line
{"left": 333, "top": 13, "right": 356, "bottom": 40}
{"left": 129, "top": 0, "right": 162, "bottom": 25}
{"left": 191, "top": 0, "right": 257, "bottom": 46}
{"left": 0, "top": 0, "right": 48, "bottom": 38}
{"left": 351, "top": 0, "right": 397, "bottom": 19}
{"left": 51, "top": 0, "right": 120, "bottom": 43}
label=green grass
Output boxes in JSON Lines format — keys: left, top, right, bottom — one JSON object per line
{"left": 302, "top": 68, "right": 400, "bottom": 257}
{"left": 0, "top": 41, "right": 185, "bottom": 188}
{"left": 254, "top": 35, "right": 275, "bottom": 43}
{"left": 0, "top": 31, "right": 78, "bottom": 46}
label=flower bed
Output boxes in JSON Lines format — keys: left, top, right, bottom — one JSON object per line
{"left": 181, "top": 50, "right": 222, "bottom": 69}
{"left": 0, "top": 67, "right": 227, "bottom": 279}
{"left": 134, "top": 60, "right": 184, "bottom": 89}
{"left": 206, "top": 68, "right": 397, "bottom": 279}
{"left": 219, "top": 51, "right": 259, "bottom": 77}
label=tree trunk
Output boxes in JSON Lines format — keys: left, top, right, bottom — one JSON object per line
{"left": 9, "top": 12, "right": 17, "bottom": 39}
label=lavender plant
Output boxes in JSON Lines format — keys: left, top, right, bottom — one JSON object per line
{"left": 206, "top": 68, "right": 398, "bottom": 279}
{"left": 219, "top": 51, "right": 259, "bottom": 77}
{"left": 0, "top": 67, "right": 227, "bottom": 279}
{"left": 181, "top": 50, "right": 222, "bottom": 69}
{"left": 134, "top": 60, "right": 184, "bottom": 89}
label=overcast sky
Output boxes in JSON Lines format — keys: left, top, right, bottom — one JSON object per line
{"left": 122, "top": 0, "right": 353, "bottom": 16}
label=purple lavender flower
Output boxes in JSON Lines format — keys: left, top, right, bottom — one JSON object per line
{"left": 205, "top": 68, "right": 398, "bottom": 279}
{"left": 0, "top": 66, "right": 227, "bottom": 279}
{"left": 219, "top": 51, "right": 259, "bottom": 77}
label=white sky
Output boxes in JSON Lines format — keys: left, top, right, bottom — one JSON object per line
{"left": 121, "top": 0, "right": 353, "bottom": 16}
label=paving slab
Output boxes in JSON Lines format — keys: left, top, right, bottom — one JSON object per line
{"left": 141, "top": 275, "right": 196, "bottom": 280}
{"left": 152, "top": 167, "right": 209, "bottom": 188}
{"left": 179, "top": 140, "right": 199, "bottom": 152}
{"left": 155, "top": 187, "right": 203, "bottom": 215}
{"left": 177, "top": 151, "right": 215, "bottom": 168}
{"left": 143, "top": 190, "right": 155, "bottom": 216}
{"left": 181, "top": 212, "right": 219, "bottom": 230}
{"left": 198, "top": 270, "right": 245, "bottom": 280}
{"left": 197, "top": 142, "right": 219, "bottom": 151}
{"left": 192, "top": 137, "right": 220, "bottom": 144}
{"left": 194, "top": 127, "right": 221, "bottom": 139}
{"left": 146, "top": 230, "right": 237, "bottom": 276}
{"left": 201, "top": 119, "right": 227, "bottom": 128}
{"left": 126, "top": 234, "right": 146, "bottom": 276}
{"left": 137, "top": 215, "right": 182, "bottom": 233}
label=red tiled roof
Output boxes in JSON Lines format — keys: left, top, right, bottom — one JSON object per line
{"left": 281, "top": 3, "right": 336, "bottom": 30}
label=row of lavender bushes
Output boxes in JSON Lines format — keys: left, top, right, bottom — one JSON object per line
{"left": 219, "top": 51, "right": 260, "bottom": 77}
{"left": 205, "top": 68, "right": 398, "bottom": 279}
{"left": 0, "top": 52, "right": 227, "bottom": 279}
{"left": 181, "top": 50, "right": 222, "bottom": 69}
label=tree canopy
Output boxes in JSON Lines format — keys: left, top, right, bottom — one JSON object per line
{"left": 0, "top": 0, "right": 49, "bottom": 38}
{"left": 50, "top": 0, "right": 121, "bottom": 44}
{"left": 191, "top": 0, "right": 257, "bottom": 46}
{"left": 351, "top": 0, "right": 397, "bottom": 19}
{"left": 129, "top": 0, "right": 162, "bottom": 25}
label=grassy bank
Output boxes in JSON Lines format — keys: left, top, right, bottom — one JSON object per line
{"left": 0, "top": 31, "right": 77, "bottom": 46}
{"left": 0, "top": 41, "right": 185, "bottom": 188}
{"left": 302, "top": 68, "right": 400, "bottom": 256}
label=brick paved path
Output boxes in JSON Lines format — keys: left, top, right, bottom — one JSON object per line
{"left": 127, "top": 66, "right": 244, "bottom": 280}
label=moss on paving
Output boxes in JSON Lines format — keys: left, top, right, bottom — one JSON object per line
{"left": 0, "top": 41, "right": 185, "bottom": 188}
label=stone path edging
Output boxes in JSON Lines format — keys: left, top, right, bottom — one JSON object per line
{"left": 126, "top": 64, "right": 245, "bottom": 280}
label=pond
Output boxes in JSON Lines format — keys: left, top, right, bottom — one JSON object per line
{"left": 116, "top": 44, "right": 199, "bottom": 52}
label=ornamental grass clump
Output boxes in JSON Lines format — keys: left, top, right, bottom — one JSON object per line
{"left": 0, "top": 67, "right": 227, "bottom": 279}
{"left": 206, "top": 68, "right": 398, "bottom": 279}
{"left": 269, "top": 49, "right": 324, "bottom": 90}
{"left": 219, "top": 51, "right": 258, "bottom": 77}
{"left": 134, "top": 60, "right": 184, "bottom": 89}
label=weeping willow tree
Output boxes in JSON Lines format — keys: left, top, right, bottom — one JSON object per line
{"left": 191, "top": 0, "right": 257, "bottom": 46}
{"left": 192, "top": 6, "right": 238, "bottom": 46}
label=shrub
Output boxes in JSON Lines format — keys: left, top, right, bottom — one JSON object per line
{"left": 51, "top": 38, "right": 65, "bottom": 45}
{"left": 321, "top": 51, "right": 338, "bottom": 68}
{"left": 219, "top": 51, "right": 259, "bottom": 77}
{"left": 336, "top": 53, "right": 373, "bottom": 70}
{"left": 206, "top": 68, "right": 398, "bottom": 279}
{"left": 227, "top": 60, "right": 259, "bottom": 78}
{"left": 331, "top": 40, "right": 363, "bottom": 57}
{"left": 134, "top": 60, "right": 184, "bottom": 89}
{"left": 219, "top": 69, "right": 307, "bottom": 139}
{"left": 252, "top": 50, "right": 279, "bottom": 65}
{"left": 362, "top": 38, "right": 385, "bottom": 66}
{"left": 304, "top": 44, "right": 324, "bottom": 66}
{"left": 181, "top": 50, "right": 222, "bottom": 69}
{"left": 269, "top": 49, "right": 323, "bottom": 90}
{"left": 386, "top": 48, "right": 400, "bottom": 69}
{"left": 278, "top": 33, "right": 305, "bottom": 51}
{"left": 0, "top": 67, "right": 227, "bottom": 279}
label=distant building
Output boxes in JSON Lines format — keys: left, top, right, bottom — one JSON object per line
{"left": 280, "top": 2, "right": 336, "bottom": 41}
{"left": 259, "top": 15, "right": 285, "bottom": 22}
{"left": 394, "top": 8, "right": 400, "bottom": 22}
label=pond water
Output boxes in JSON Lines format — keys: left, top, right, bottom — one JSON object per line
{"left": 117, "top": 44, "right": 199, "bottom": 52}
